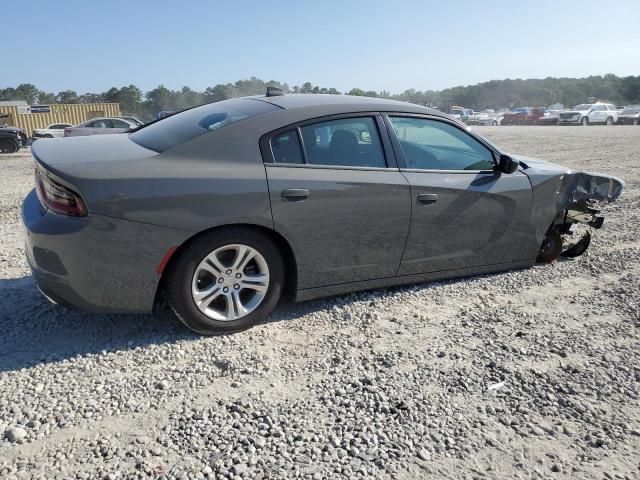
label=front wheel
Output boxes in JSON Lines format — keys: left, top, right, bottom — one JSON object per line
{"left": 633, "top": 118, "right": 638, "bottom": 126}
{"left": 605, "top": 117, "right": 613, "bottom": 126}
{"left": 166, "top": 228, "right": 284, "bottom": 334}
{"left": 0, "top": 139, "right": 18, "bottom": 154}
{"left": 581, "top": 116, "right": 589, "bottom": 126}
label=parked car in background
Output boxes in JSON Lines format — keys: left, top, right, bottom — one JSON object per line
{"left": 0, "top": 126, "right": 27, "bottom": 153}
{"left": 32, "top": 123, "right": 73, "bottom": 139}
{"left": 461, "top": 110, "right": 491, "bottom": 125}
{"left": 501, "top": 107, "right": 549, "bottom": 125}
{"left": 536, "top": 112, "right": 559, "bottom": 125}
{"left": 64, "top": 117, "right": 137, "bottom": 137}
{"left": 558, "top": 103, "right": 618, "bottom": 126}
{"left": 446, "top": 106, "right": 468, "bottom": 121}
{"left": 487, "top": 112, "right": 505, "bottom": 126}
{"left": 23, "top": 92, "right": 623, "bottom": 335}
{"left": 616, "top": 106, "right": 640, "bottom": 125}
{"left": 117, "top": 116, "right": 145, "bottom": 127}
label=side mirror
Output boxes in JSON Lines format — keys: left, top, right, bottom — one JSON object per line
{"left": 497, "top": 154, "right": 519, "bottom": 174}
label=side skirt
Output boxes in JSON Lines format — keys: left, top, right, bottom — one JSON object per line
{"left": 294, "top": 260, "right": 535, "bottom": 302}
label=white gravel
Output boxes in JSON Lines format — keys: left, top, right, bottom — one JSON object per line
{"left": 1, "top": 126, "right": 639, "bottom": 479}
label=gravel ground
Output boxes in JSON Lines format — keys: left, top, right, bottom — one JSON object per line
{"left": 0, "top": 126, "right": 639, "bottom": 480}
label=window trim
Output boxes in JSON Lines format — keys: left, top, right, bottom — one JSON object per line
{"left": 259, "top": 112, "right": 398, "bottom": 170}
{"left": 382, "top": 113, "right": 499, "bottom": 173}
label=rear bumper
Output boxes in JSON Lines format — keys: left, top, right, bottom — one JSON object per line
{"left": 22, "top": 189, "right": 188, "bottom": 313}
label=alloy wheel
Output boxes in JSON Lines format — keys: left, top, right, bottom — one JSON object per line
{"left": 191, "top": 244, "right": 269, "bottom": 321}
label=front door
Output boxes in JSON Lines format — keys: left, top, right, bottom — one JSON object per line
{"left": 263, "top": 115, "right": 412, "bottom": 289}
{"left": 385, "top": 115, "right": 536, "bottom": 275}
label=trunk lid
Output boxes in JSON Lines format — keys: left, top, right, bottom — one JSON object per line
{"left": 31, "top": 133, "right": 157, "bottom": 180}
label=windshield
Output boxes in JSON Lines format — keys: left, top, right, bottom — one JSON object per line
{"left": 130, "top": 98, "right": 280, "bottom": 152}
{"left": 573, "top": 104, "right": 592, "bottom": 111}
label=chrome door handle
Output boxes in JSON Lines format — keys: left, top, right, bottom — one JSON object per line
{"left": 282, "top": 188, "right": 309, "bottom": 201}
{"left": 417, "top": 193, "right": 438, "bottom": 205}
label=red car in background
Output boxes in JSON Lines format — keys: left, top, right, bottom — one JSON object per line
{"left": 501, "top": 107, "right": 550, "bottom": 125}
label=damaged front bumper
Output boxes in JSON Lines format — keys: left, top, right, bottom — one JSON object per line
{"left": 513, "top": 155, "right": 624, "bottom": 259}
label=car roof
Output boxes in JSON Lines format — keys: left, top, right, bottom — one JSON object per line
{"left": 253, "top": 93, "right": 446, "bottom": 117}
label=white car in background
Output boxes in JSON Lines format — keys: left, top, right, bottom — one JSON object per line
{"left": 63, "top": 117, "right": 137, "bottom": 137}
{"left": 32, "top": 123, "right": 73, "bottom": 139}
{"left": 558, "top": 103, "right": 618, "bottom": 126}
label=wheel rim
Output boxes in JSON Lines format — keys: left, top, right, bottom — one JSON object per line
{"left": 191, "top": 244, "right": 269, "bottom": 322}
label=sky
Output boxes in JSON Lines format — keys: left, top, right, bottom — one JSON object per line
{"left": 5, "top": 0, "right": 640, "bottom": 95}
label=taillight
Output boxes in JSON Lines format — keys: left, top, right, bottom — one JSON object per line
{"left": 34, "top": 167, "right": 87, "bottom": 217}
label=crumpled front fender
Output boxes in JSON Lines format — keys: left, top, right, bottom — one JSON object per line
{"left": 512, "top": 154, "right": 624, "bottom": 246}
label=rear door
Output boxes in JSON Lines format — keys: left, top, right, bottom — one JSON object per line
{"left": 262, "top": 114, "right": 411, "bottom": 289}
{"left": 384, "top": 115, "right": 536, "bottom": 275}
{"left": 590, "top": 105, "right": 605, "bottom": 123}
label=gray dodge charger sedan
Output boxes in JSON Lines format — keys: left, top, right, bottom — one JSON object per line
{"left": 23, "top": 90, "right": 623, "bottom": 334}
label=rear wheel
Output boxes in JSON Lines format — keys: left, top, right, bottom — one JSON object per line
{"left": 0, "top": 139, "right": 18, "bottom": 154}
{"left": 633, "top": 118, "right": 638, "bottom": 126}
{"left": 581, "top": 116, "right": 589, "bottom": 126}
{"left": 166, "top": 228, "right": 284, "bottom": 335}
{"left": 491, "top": 120, "right": 497, "bottom": 126}
{"left": 536, "top": 229, "right": 562, "bottom": 264}
{"left": 44, "top": 134, "right": 54, "bottom": 138}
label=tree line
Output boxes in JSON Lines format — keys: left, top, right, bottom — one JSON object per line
{"left": 2, "top": 74, "right": 639, "bottom": 120}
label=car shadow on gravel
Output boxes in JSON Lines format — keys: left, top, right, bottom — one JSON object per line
{"left": 0, "top": 276, "right": 311, "bottom": 373}
{"left": 0, "top": 276, "right": 201, "bottom": 373}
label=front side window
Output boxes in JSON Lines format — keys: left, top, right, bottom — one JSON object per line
{"left": 389, "top": 117, "right": 495, "bottom": 171}
{"left": 93, "top": 121, "right": 109, "bottom": 128}
{"left": 299, "top": 117, "right": 386, "bottom": 168}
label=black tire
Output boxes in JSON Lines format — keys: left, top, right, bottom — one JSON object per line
{"left": 166, "top": 228, "right": 284, "bottom": 335}
{"left": 44, "top": 134, "right": 54, "bottom": 138}
{"left": 633, "top": 118, "right": 638, "bottom": 126}
{"left": 491, "top": 120, "right": 497, "bottom": 126}
{"left": 0, "top": 138, "right": 18, "bottom": 154}
{"left": 605, "top": 117, "right": 613, "bottom": 126}
{"left": 536, "top": 229, "right": 562, "bottom": 264}
{"left": 581, "top": 116, "right": 589, "bottom": 126}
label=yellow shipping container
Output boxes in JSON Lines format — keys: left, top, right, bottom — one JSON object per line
{"left": 0, "top": 103, "right": 121, "bottom": 137}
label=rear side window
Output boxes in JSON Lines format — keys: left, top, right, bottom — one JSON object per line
{"left": 300, "top": 117, "right": 386, "bottom": 168}
{"left": 269, "top": 117, "right": 387, "bottom": 168}
{"left": 130, "top": 98, "right": 280, "bottom": 152}
{"left": 271, "top": 130, "right": 304, "bottom": 164}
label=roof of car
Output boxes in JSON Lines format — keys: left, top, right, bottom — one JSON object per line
{"left": 254, "top": 93, "right": 445, "bottom": 117}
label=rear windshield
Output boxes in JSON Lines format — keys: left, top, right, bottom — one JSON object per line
{"left": 130, "top": 98, "right": 280, "bottom": 152}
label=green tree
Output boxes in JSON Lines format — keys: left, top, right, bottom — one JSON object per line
{"left": 56, "top": 90, "right": 79, "bottom": 103}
